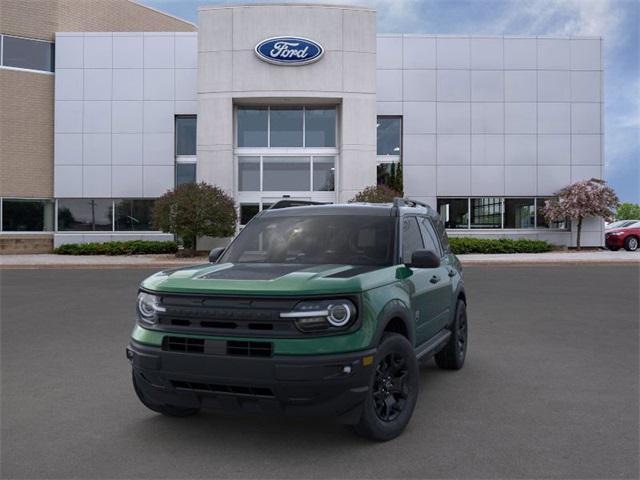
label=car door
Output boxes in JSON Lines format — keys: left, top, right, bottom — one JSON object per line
{"left": 417, "top": 216, "right": 453, "bottom": 339}
{"left": 400, "top": 216, "right": 448, "bottom": 346}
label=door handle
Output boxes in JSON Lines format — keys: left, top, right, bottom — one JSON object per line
{"left": 430, "top": 275, "right": 440, "bottom": 284}
{"left": 447, "top": 268, "right": 456, "bottom": 277}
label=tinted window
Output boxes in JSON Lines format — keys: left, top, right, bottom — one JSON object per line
{"left": 402, "top": 217, "right": 424, "bottom": 263}
{"left": 537, "top": 197, "right": 569, "bottom": 229}
{"left": 57, "top": 199, "right": 112, "bottom": 231}
{"left": 240, "top": 204, "right": 259, "bottom": 225}
{"left": 434, "top": 217, "right": 451, "bottom": 253}
{"left": 270, "top": 107, "right": 303, "bottom": 147}
{"left": 471, "top": 197, "right": 502, "bottom": 229}
{"left": 2, "top": 35, "right": 54, "bottom": 72}
{"left": 262, "top": 156, "right": 310, "bottom": 191}
{"left": 305, "top": 108, "right": 336, "bottom": 147}
{"left": 221, "top": 215, "right": 396, "bottom": 266}
{"left": 504, "top": 198, "right": 534, "bottom": 228}
{"left": 238, "top": 156, "right": 260, "bottom": 191}
{"left": 437, "top": 198, "right": 468, "bottom": 229}
{"left": 419, "top": 217, "right": 441, "bottom": 256}
{"left": 237, "top": 107, "right": 268, "bottom": 147}
{"left": 313, "top": 157, "right": 335, "bottom": 191}
{"left": 175, "top": 116, "right": 196, "bottom": 155}
{"left": 2, "top": 199, "right": 53, "bottom": 231}
{"left": 114, "top": 199, "right": 155, "bottom": 231}
{"left": 176, "top": 163, "right": 196, "bottom": 186}
{"left": 377, "top": 117, "right": 401, "bottom": 156}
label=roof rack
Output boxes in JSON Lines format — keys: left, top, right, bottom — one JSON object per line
{"left": 392, "top": 197, "right": 430, "bottom": 209}
{"left": 268, "top": 199, "right": 326, "bottom": 210}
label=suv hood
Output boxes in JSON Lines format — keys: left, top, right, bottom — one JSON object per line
{"left": 141, "top": 262, "right": 400, "bottom": 295}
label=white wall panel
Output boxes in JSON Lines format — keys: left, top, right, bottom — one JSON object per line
{"left": 571, "top": 103, "right": 601, "bottom": 134}
{"left": 571, "top": 135, "right": 601, "bottom": 165}
{"left": 55, "top": 166, "right": 83, "bottom": 197}
{"left": 403, "top": 70, "right": 436, "bottom": 101}
{"left": 505, "top": 135, "right": 536, "bottom": 165}
{"left": 83, "top": 69, "right": 111, "bottom": 100}
{"left": 470, "top": 38, "right": 503, "bottom": 69}
{"left": 538, "top": 135, "right": 570, "bottom": 165}
{"left": 471, "top": 135, "right": 504, "bottom": 165}
{"left": 83, "top": 101, "right": 111, "bottom": 133}
{"left": 437, "top": 135, "right": 470, "bottom": 164}
{"left": 56, "top": 69, "right": 83, "bottom": 100}
{"left": 437, "top": 103, "right": 470, "bottom": 134}
{"left": 83, "top": 165, "right": 111, "bottom": 197}
{"left": 113, "top": 35, "right": 143, "bottom": 68}
{"left": 402, "top": 36, "right": 436, "bottom": 69}
{"left": 143, "top": 35, "right": 175, "bottom": 68}
{"left": 538, "top": 103, "right": 570, "bottom": 134}
{"left": 437, "top": 70, "right": 470, "bottom": 101}
{"left": 471, "top": 103, "right": 503, "bottom": 134}
{"left": 436, "top": 38, "right": 470, "bottom": 69}
{"left": 471, "top": 70, "right": 503, "bottom": 101}
{"left": 55, "top": 35, "right": 84, "bottom": 68}
{"left": 504, "top": 38, "right": 536, "bottom": 69}
{"left": 505, "top": 71, "right": 536, "bottom": 102}
{"left": 537, "top": 39, "right": 570, "bottom": 69}
{"left": 83, "top": 133, "right": 111, "bottom": 165}
{"left": 112, "top": 134, "right": 143, "bottom": 165}
{"left": 84, "top": 36, "right": 112, "bottom": 69}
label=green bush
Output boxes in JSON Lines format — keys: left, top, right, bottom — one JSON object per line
{"left": 448, "top": 237, "right": 553, "bottom": 254}
{"left": 54, "top": 240, "right": 178, "bottom": 256}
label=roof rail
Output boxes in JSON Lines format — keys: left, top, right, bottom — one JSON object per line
{"left": 392, "top": 197, "right": 430, "bottom": 209}
{"left": 268, "top": 199, "right": 326, "bottom": 210}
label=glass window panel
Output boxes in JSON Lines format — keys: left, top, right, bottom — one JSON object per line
{"left": 2, "top": 36, "right": 54, "bottom": 72}
{"left": 263, "top": 156, "right": 310, "bottom": 191}
{"left": 238, "top": 156, "right": 260, "bottom": 191}
{"left": 536, "top": 197, "right": 569, "bottom": 229}
{"left": 504, "top": 198, "right": 535, "bottom": 228}
{"left": 377, "top": 117, "right": 401, "bottom": 156}
{"left": 305, "top": 107, "right": 336, "bottom": 147}
{"left": 418, "top": 217, "right": 441, "bottom": 256}
{"left": 436, "top": 198, "right": 469, "bottom": 229}
{"left": 240, "top": 204, "right": 260, "bottom": 225}
{"left": 471, "top": 197, "right": 502, "bottom": 228}
{"left": 57, "top": 199, "right": 112, "bottom": 231}
{"left": 237, "top": 107, "right": 268, "bottom": 147}
{"left": 2, "top": 199, "right": 53, "bottom": 231}
{"left": 175, "top": 116, "right": 196, "bottom": 155}
{"left": 376, "top": 161, "right": 402, "bottom": 191}
{"left": 313, "top": 157, "right": 335, "bottom": 191}
{"left": 402, "top": 217, "right": 424, "bottom": 263}
{"left": 176, "top": 163, "right": 196, "bottom": 186}
{"left": 114, "top": 199, "right": 155, "bottom": 231}
{"left": 270, "top": 107, "right": 303, "bottom": 147}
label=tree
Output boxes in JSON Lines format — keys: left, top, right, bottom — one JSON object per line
{"left": 616, "top": 202, "right": 640, "bottom": 220}
{"left": 350, "top": 184, "right": 402, "bottom": 203}
{"left": 543, "top": 178, "right": 619, "bottom": 250}
{"left": 152, "top": 182, "right": 237, "bottom": 255}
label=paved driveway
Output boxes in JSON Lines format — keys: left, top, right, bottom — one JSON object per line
{"left": 1, "top": 266, "right": 638, "bottom": 479}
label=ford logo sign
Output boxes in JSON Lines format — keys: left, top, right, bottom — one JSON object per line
{"left": 255, "top": 37, "right": 324, "bottom": 66}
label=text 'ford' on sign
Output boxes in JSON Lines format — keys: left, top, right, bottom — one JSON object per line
{"left": 254, "top": 37, "right": 324, "bottom": 66}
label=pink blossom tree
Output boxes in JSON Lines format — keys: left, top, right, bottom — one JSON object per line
{"left": 543, "top": 178, "right": 619, "bottom": 250}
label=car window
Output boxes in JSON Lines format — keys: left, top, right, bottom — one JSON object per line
{"left": 419, "top": 217, "right": 442, "bottom": 256}
{"left": 433, "top": 216, "right": 451, "bottom": 253}
{"left": 402, "top": 217, "right": 424, "bottom": 264}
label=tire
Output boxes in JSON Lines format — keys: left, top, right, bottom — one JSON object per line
{"left": 353, "top": 333, "right": 419, "bottom": 441}
{"left": 132, "top": 371, "right": 200, "bottom": 417}
{"left": 624, "top": 236, "right": 639, "bottom": 252}
{"left": 435, "top": 299, "right": 468, "bottom": 370}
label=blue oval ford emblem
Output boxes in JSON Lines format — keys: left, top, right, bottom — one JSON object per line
{"left": 255, "top": 37, "right": 324, "bottom": 66}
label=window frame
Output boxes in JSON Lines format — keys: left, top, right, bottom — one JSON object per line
{"left": 418, "top": 216, "right": 443, "bottom": 257}
{"left": 0, "top": 34, "right": 55, "bottom": 75}
{"left": 0, "top": 197, "right": 54, "bottom": 232}
{"left": 400, "top": 215, "right": 426, "bottom": 264}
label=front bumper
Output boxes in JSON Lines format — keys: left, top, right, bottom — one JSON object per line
{"left": 128, "top": 340, "right": 376, "bottom": 423}
{"left": 605, "top": 235, "right": 625, "bottom": 248}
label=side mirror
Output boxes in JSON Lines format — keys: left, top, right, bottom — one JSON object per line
{"left": 208, "top": 247, "right": 225, "bottom": 263}
{"left": 408, "top": 249, "right": 440, "bottom": 269}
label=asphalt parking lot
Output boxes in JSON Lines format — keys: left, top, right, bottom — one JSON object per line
{"left": 1, "top": 265, "right": 638, "bottom": 479}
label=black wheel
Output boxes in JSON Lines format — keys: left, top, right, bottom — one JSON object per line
{"left": 624, "top": 236, "right": 638, "bottom": 251}
{"left": 132, "top": 372, "right": 200, "bottom": 417}
{"left": 353, "top": 333, "right": 419, "bottom": 441}
{"left": 435, "top": 299, "right": 468, "bottom": 370}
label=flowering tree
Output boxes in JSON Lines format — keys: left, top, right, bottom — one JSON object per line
{"left": 543, "top": 178, "right": 619, "bottom": 250}
{"left": 350, "top": 184, "right": 402, "bottom": 203}
{"left": 152, "top": 182, "right": 237, "bottom": 255}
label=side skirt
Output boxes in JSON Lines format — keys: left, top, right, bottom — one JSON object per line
{"left": 415, "top": 329, "right": 451, "bottom": 362}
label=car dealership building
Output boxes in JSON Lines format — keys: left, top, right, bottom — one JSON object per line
{"left": 0, "top": 1, "right": 605, "bottom": 252}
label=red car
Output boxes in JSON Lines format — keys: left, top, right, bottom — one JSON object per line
{"left": 605, "top": 222, "right": 640, "bottom": 251}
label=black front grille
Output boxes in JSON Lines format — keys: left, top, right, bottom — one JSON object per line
{"left": 162, "top": 336, "right": 204, "bottom": 353}
{"left": 227, "top": 340, "right": 273, "bottom": 357}
{"left": 171, "top": 380, "right": 274, "bottom": 397}
{"left": 162, "top": 336, "right": 273, "bottom": 357}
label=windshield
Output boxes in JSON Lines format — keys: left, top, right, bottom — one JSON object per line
{"left": 220, "top": 214, "right": 396, "bottom": 266}
{"left": 607, "top": 220, "right": 636, "bottom": 229}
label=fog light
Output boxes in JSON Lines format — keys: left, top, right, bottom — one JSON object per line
{"left": 362, "top": 355, "right": 374, "bottom": 366}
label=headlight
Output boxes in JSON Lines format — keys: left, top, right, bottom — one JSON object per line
{"left": 136, "top": 292, "right": 165, "bottom": 326}
{"left": 609, "top": 231, "right": 624, "bottom": 236}
{"left": 280, "top": 299, "right": 357, "bottom": 333}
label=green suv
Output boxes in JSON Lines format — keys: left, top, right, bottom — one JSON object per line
{"left": 127, "top": 199, "right": 468, "bottom": 441}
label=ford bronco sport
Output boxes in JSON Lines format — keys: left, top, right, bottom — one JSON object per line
{"left": 127, "top": 198, "right": 468, "bottom": 441}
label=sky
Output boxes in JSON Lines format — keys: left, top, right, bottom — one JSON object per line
{"left": 141, "top": 0, "right": 639, "bottom": 203}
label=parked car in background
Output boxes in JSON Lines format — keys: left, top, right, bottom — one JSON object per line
{"left": 605, "top": 223, "right": 640, "bottom": 251}
{"left": 605, "top": 220, "right": 639, "bottom": 230}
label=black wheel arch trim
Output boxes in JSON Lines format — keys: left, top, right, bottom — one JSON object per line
{"left": 371, "top": 299, "right": 415, "bottom": 347}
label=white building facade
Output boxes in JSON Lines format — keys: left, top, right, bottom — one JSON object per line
{"left": 51, "top": 3, "right": 604, "bottom": 248}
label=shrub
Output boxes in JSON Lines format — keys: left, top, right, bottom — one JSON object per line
{"left": 448, "top": 237, "right": 553, "bottom": 255}
{"left": 54, "top": 240, "right": 178, "bottom": 256}
{"left": 350, "top": 185, "right": 402, "bottom": 203}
